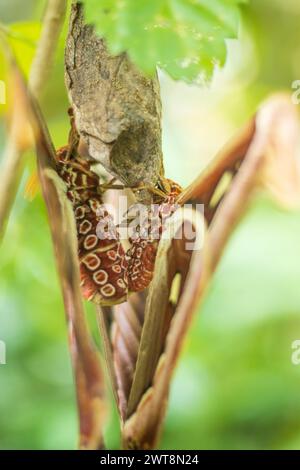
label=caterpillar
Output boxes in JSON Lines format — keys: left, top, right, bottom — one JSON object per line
{"left": 56, "top": 112, "right": 182, "bottom": 304}
{"left": 55, "top": 146, "right": 128, "bottom": 306}
{"left": 126, "top": 180, "right": 182, "bottom": 292}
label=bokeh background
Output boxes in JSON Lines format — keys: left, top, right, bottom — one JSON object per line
{"left": 1, "top": 0, "right": 300, "bottom": 449}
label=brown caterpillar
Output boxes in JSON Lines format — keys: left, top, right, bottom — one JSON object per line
{"left": 56, "top": 111, "right": 182, "bottom": 304}
{"left": 55, "top": 146, "right": 128, "bottom": 306}
{"left": 126, "top": 180, "right": 183, "bottom": 292}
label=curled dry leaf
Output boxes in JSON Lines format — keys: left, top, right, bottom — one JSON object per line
{"left": 112, "top": 292, "right": 147, "bottom": 420}
{"left": 98, "top": 209, "right": 209, "bottom": 449}
{"left": 178, "top": 93, "right": 300, "bottom": 270}
{"left": 207, "top": 94, "right": 300, "bottom": 270}
{"left": 122, "top": 210, "right": 208, "bottom": 449}
{"left": 5, "top": 53, "right": 107, "bottom": 450}
{"left": 97, "top": 293, "right": 147, "bottom": 421}
{"left": 37, "top": 162, "right": 107, "bottom": 450}
{"left": 255, "top": 94, "right": 300, "bottom": 209}
{"left": 177, "top": 117, "right": 256, "bottom": 223}
{"left": 97, "top": 94, "right": 300, "bottom": 450}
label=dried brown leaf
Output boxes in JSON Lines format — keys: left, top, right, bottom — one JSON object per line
{"left": 122, "top": 210, "right": 209, "bottom": 449}
{"left": 97, "top": 94, "right": 300, "bottom": 450}
{"left": 6, "top": 55, "right": 107, "bottom": 450}
{"left": 255, "top": 94, "right": 300, "bottom": 208}
{"left": 112, "top": 292, "right": 146, "bottom": 420}
{"left": 209, "top": 94, "right": 300, "bottom": 270}
{"left": 177, "top": 117, "right": 256, "bottom": 224}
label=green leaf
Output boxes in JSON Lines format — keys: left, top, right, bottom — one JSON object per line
{"left": 82, "top": 0, "right": 246, "bottom": 84}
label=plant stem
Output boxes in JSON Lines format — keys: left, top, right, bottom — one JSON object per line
{"left": 0, "top": 0, "right": 67, "bottom": 239}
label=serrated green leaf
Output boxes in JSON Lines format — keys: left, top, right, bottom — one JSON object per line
{"left": 82, "top": 0, "right": 246, "bottom": 84}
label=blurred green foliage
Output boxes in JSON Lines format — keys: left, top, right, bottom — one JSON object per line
{"left": 82, "top": 0, "right": 246, "bottom": 83}
{"left": 1, "top": 0, "right": 300, "bottom": 450}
